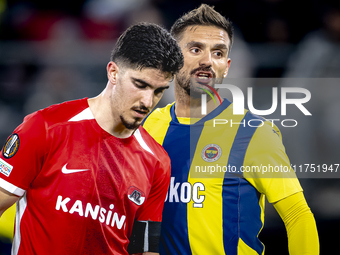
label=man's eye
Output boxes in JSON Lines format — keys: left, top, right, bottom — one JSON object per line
{"left": 135, "top": 82, "right": 146, "bottom": 88}
{"left": 190, "top": 48, "right": 201, "bottom": 54}
{"left": 214, "top": 51, "right": 223, "bottom": 57}
{"left": 155, "top": 89, "right": 165, "bottom": 95}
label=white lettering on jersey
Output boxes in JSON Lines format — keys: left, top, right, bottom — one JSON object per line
{"left": 165, "top": 177, "right": 205, "bottom": 208}
{"left": 55, "top": 196, "right": 70, "bottom": 212}
{"left": 55, "top": 196, "right": 126, "bottom": 229}
{"left": 84, "top": 203, "right": 100, "bottom": 219}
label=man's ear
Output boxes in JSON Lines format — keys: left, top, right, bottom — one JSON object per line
{"left": 107, "top": 61, "right": 119, "bottom": 84}
{"left": 223, "top": 58, "right": 232, "bottom": 78}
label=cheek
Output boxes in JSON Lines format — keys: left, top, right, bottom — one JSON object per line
{"left": 214, "top": 61, "right": 229, "bottom": 76}
{"left": 183, "top": 53, "right": 196, "bottom": 67}
{"left": 180, "top": 62, "right": 195, "bottom": 77}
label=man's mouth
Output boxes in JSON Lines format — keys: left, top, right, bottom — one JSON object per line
{"left": 132, "top": 108, "right": 149, "bottom": 118}
{"left": 194, "top": 71, "right": 213, "bottom": 83}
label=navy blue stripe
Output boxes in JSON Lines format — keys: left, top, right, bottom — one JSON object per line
{"left": 227, "top": 112, "right": 263, "bottom": 173}
{"left": 160, "top": 104, "right": 206, "bottom": 255}
{"left": 196, "top": 98, "right": 231, "bottom": 125}
{"left": 222, "top": 112, "right": 264, "bottom": 255}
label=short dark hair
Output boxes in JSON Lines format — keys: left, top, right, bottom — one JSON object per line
{"left": 170, "top": 4, "right": 234, "bottom": 55}
{"left": 111, "top": 22, "right": 183, "bottom": 76}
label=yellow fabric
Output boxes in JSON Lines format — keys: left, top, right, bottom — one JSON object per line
{"left": 0, "top": 203, "right": 15, "bottom": 240}
{"left": 243, "top": 120, "right": 302, "bottom": 203}
{"left": 143, "top": 106, "right": 173, "bottom": 145}
{"left": 177, "top": 117, "right": 200, "bottom": 124}
{"left": 186, "top": 104, "right": 242, "bottom": 254}
{"left": 273, "top": 192, "right": 319, "bottom": 255}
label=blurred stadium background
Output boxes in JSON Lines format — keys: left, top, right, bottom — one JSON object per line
{"left": 0, "top": 0, "right": 340, "bottom": 254}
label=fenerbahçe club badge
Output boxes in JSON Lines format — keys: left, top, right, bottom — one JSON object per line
{"left": 201, "top": 144, "right": 222, "bottom": 162}
{"left": 2, "top": 134, "right": 20, "bottom": 159}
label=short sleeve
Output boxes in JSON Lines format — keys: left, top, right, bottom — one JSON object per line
{"left": 135, "top": 157, "right": 171, "bottom": 222}
{"left": 243, "top": 121, "right": 303, "bottom": 203}
{"left": 0, "top": 111, "right": 47, "bottom": 196}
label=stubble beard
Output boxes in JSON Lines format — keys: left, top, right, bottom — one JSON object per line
{"left": 175, "top": 70, "right": 201, "bottom": 99}
{"left": 175, "top": 68, "right": 223, "bottom": 99}
{"left": 120, "top": 115, "right": 141, "bottom": 130}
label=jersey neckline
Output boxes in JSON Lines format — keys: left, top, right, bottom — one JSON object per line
{"left": 170, "top": 98, "right": 231, "bottom": 126}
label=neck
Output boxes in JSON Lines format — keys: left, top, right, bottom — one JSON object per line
{"left": 174, "top": 81, "right": 221, "bottom": 118}
{"left": 88, "top": 86, "right": 135, "bottom": 138}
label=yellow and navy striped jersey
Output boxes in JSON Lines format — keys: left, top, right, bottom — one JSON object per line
{"left": 143, "top": 99, "right": 302, "bottom": 255}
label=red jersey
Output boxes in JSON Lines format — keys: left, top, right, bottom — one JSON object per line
{"left": 0, "top": 98, "right": 171, "bottom": 255}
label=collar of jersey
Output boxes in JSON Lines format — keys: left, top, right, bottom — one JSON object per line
{"left": 170, "top": 98, "right": 231, "bottom": 125}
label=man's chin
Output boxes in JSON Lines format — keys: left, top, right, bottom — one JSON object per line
{"left": 125, "top": 121, "right": 141, "bottom": 130}
{"left": 189, "top": 81, "right": 213, "bottom": 94}
{"left": 188, "top": 87, "right": 205, "bottom": 98}
{"left": 120, "top": 116, "right": 142, "bottom": 130}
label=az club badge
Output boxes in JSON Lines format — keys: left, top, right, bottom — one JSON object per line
{"left": 127, "top": 186, "right": 145, "bottom": 206}
{"left": 201, "top": 144, "right": 222, "bottom": 162}
{"left": 3, "top": 134, "right": 20, "bottom": 159}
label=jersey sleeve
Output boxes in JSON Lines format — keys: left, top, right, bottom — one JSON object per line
{"left": 243, "top": 120, "right": 303, "bottom": 203}
{"left": 0, "top": 111, "right": 47, "bottom": 196}
{"left": 273, "top": 192, "right": 319, "bottom": 254}
{"left": 127, "top": 156, "right": 170, "bottom": 253}
{"left": 135, "top": 155, "right": 171, "bottom": 222}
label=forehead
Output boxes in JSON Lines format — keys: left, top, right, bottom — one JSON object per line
{"left": 125, "top": 67, "right": 171, "bottom": 86}
{"left": 180, "top": 25, "right": 230, "bottom": 48}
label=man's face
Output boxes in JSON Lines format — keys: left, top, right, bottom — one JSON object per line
{"left": 175, "top": 25, "right": 231, "bottom": 96}
{"left": 111, "top": 64, "right": 171, "bottom": 130}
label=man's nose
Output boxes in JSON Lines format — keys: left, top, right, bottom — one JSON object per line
{"left": 199, "top": 51, "right": 212, "bottom": 67}
{"left": 140, "top": 90, "right": 154, "bottom": 109}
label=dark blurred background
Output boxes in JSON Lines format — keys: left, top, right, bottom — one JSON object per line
{"left": 0, "top": 0, "right": 340, "bottom": 254}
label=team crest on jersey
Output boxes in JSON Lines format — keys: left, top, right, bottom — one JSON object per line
{"left": 127, "top": 186, "right": 145, "bottom": 206}
{"left": 2, "top": 134, "right": 20, "bottom": 159}
{"left": 201, "top": 144, "right": 222, "bottom": 162}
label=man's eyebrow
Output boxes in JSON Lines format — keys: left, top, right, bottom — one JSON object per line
{"left": 213, "top": 44, "right": 228, "bottom": 51}
{"left": 185, "top": 41, "right": 205, "bottom": 49}
{"left": 185, "top": 41, "right": 229, "bottom": 52}
{"left": 132, "top": 77, "right": 151, "bottom": 87}
{"left": 132, "top": 78, "right": 170, "bottom": 90}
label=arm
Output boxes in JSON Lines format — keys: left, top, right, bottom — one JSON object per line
{"left": 273, "top": 191, "right": 319, "bottom": 255}
{"left": 0, "top": 187, "right": 19, "bottom": 217}
{"left": 128, "top": 149, "right": 171, "bottom": 255}
{"left": 0, "top": 111, "right": 47, "bottom": 219}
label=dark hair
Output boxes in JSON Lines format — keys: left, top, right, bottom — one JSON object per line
{"left": 170, "top": 4, "right": 234, "bottom": 55}
{"left": 111, "top": 22, "right": 183, "bottom": 76}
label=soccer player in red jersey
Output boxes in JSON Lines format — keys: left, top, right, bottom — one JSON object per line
{"left": 0, "top": 23, "right": 183, "bottom": 255}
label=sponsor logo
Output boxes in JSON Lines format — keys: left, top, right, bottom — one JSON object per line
{"left": 201, "top": 144, "right": 222, "bottom": 162}
{"left": 127, "top": 186, "right": 145, "bottom": 206}
{"left": 55, "top": 196, "right": 126, "bottom": 229}
{"left": 61, "top": 164, "right": 90, "bottom": 174}
{"left": 3, "top": 134, "right": 20, "bottom": 159}
{"left": 0, "top": 158, "right": 13, "bottom": 177}
{"left": 165, "top": 177, "right": 205, "bottom": 208}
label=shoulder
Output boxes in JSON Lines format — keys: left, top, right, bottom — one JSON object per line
{"left": 248, "top": 113, "right": 284, "bottom": 149}
{"left": 135, "top": 126, "right": 171, "bottom": 168}
{"left": 142, "top": 103, "right": 174, "bottom": 145}
{"left": 143, "top": 103, "right": 173, "bottom": 127}
{"left": 37, "top": 98, "right": 90, "bottom": 128}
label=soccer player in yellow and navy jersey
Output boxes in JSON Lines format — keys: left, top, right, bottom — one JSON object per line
{"left": 143, "top": 4, "right": 319, "bottom": 255}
